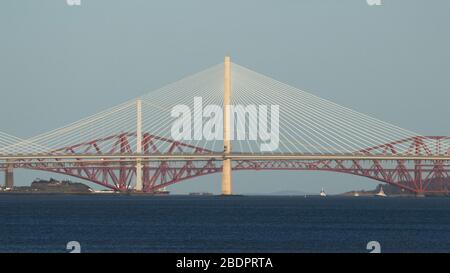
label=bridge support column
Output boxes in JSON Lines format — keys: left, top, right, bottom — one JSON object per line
{"left": 135, "top": 160, "right": 143, "bottom": 191}
{"left": 414, "top": 161, "right": 424, "bottom": 197}
{"left": 4, "top": 160, "right": 14, "bottom": 189}
{"left": 135, "top": 98, "right": 143, "bottom": 191}
{"left": 222, "top": 56, "right": 232, "bottom": 195}
{"left": 222, "top": 158, "right": 232, "bottom": 195}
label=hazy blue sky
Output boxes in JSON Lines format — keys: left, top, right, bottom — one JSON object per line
{"left": 1, "top": 0, "right": 449, "bottom": 194}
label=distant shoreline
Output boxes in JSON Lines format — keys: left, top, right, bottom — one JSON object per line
{"left": 1, "top": 179, "right": 446, "bottom": 197}
{"left": 0, "top": 191, "right": 450, "bottom": 197}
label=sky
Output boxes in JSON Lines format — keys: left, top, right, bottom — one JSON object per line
{"left": 0, "top": 0, "right": 449, "bottom": 194}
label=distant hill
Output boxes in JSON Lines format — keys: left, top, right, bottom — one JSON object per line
{"left": 244, "top": 190, "right": 314, "bottom": 196}
{"left": 341, "top": 183, "right": 414, "bottom": 197}
{"left": 341, "top": 180, "right": 450, "bottom": 197}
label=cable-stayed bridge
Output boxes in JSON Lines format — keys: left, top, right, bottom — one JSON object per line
{"left": 1, "top": 57, "right": 449, "bottom": 196}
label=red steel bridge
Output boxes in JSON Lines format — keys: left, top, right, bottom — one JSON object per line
{"left": 1, "top": 57, "right": 449, "bottom": 196}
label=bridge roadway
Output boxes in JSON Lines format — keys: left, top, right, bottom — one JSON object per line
{"left": 1, "top": 153, "right": 450, "bottom": 163}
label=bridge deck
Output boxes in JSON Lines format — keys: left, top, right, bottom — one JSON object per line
{"left": 1, "top": 153, "right": 449, "bottom": 162}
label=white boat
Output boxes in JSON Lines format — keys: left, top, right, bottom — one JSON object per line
{"left": 375, "top": 186, "right": 387, "bottom": 197}
{"left": 319, "top": 188, "right": 327, "bottom": 197}
{"left": 354, "top": 192, "right": 360, "bottom": 197}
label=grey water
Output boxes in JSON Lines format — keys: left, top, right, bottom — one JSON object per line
{"left": 0, "top": 194, "right": 449, "bottom": 253}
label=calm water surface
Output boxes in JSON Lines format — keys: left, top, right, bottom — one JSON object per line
{"left": 0, "top": 194, "right": 449, "bottom": 253}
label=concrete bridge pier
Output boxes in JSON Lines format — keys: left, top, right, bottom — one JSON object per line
{"left": 4, "top": 160, "right": 14, "bottom": 189}
{"left": 415, "top": 190, "right": 426, "bottom": 198}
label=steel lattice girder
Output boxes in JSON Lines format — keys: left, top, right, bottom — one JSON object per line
{"left": 1, "top": 134, "right": 449, "bottom": 194}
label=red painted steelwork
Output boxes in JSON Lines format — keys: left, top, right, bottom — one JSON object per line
{"left": 5, "top": 135, "right": 450, "bottom": 195}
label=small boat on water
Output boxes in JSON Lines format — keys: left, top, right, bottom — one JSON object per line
{"left": 353, "top": 192, "right": 360, "bottom": 197}
{"left": 375, "top": 186, "right": 387, "bottom": 197}
{"left": 153, "top": 187, "right": 170, "bottom": 195}
{"left": 319, "top": 188, "right": 327, "bottom": 197}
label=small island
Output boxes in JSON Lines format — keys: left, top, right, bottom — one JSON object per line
{"left": 1, "top": 178, "right": 94, "bottom": 194}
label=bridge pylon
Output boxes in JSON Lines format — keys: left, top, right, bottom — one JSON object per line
{"left": 135, "top": 98, "right": 143, "bottom": 191}
{"left": 222, "top": 56, "right": 233, "bottom": 195}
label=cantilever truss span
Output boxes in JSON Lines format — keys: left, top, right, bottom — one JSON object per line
{"left": 1, "top": 133, "right": 449, "bottom": 195}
